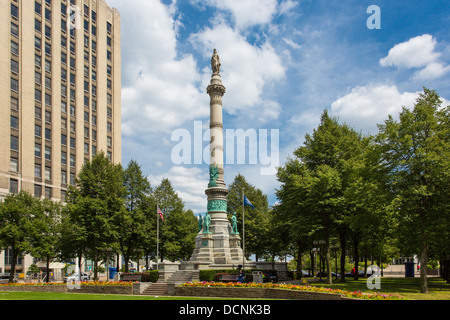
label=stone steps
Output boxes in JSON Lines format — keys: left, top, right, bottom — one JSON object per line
{"left": 166, "top": 270, "right": 200, "bottom": 284}
{"left": 142, "top": 283, "right": 168, "bottom": 296}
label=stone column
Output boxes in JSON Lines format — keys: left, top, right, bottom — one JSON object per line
{"left": 204, "top": 50, "right": 232, "bottom": 265}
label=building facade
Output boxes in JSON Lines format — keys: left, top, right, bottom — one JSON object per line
{"left": 0, "top": 0, "right": 121, "bottom": 276}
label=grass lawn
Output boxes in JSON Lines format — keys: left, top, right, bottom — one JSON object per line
{"left": 0, "top": 277, "right": 448, "bottom": 300}
{"left": 304, "top": 277, "right": 450, "bottom": 300}
{"left": 0, "top": 291, "right": 240, "bottom": 300}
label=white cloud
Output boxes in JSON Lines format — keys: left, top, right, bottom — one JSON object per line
{"left": 413, "top": 62, "right": 450, "bottom": 80}
{"left": 331, "top": 84, "right": 419, "bottom": 133}
{"left": 380, "top": 34, "right": 450, "bottom": 80}
{"left": 108, "top": 0, "right": 208, "bottom": 136}
{"left": 190, "top": 23, "right": 285, "bottom": 122}
{"left": 198, "top": 0, "right": 278, "bottom": 29}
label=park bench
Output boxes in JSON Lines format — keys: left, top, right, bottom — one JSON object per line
{"left": 220, "top": 274, "right": 238, "bottom": 282}
{"left": 121, "top": 274, "right": 142, "bottom": 282}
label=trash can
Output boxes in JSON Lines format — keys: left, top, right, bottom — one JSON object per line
{"left": 109, "top": 267, "right": 117, "bottom": 280}
{"left": 404, "top": 262, "right": 415, "bottom": 278}
{"left": 252, "top": 271, "right": 263, "bottom": 284}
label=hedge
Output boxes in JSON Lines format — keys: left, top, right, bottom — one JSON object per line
{"left": 119, "top": 271, "right": 159, "bottom": 282}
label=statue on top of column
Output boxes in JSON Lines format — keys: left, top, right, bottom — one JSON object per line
{"left": 211, "top": 49, "right": 221, "bottom": 74}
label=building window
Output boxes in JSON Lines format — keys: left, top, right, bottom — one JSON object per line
{"left": 107, "top": 122, "right": 112, "bottom": 133}
{"left": 10, "top": 179, "right": 19, "bottom": 194}
{"left": 35, "top": 143, "right": 42, "bottom": 157}
{"left": 34, "top": 124, "right": 42, "bottom": 138}
{"left": 84, "top": 143, "right": 89, "bottom": 154}
{"left": 35, "top": 185, "right": 42, "bottom": 198}
{"left": 61, "top": 101, "right": 67, "bottom": 114}
{"left": 70, "top": 137, "right": 76, "bottom": 149}
{"left": 11, "top": 136, "right": 19, "bottom": 151}
{"left": 11, "top": 60, "right": 19, "bottom": 74}
{"left": 45, "top": 128, "right": 51, "bottom": 140}
{"left": 61, "top": 134, "right": 67, "bottom": 146}
{"left": 11, "top": 78, "right": 19, "bottom": 92}
{"left": 11, "top": 97, "right": 19, "bottom": 111}
{"left": 45, "top": 110, "right": 52, "bottom": 123}
{"left": 61, "top": 151, "right": 67, "bottom": 165}
{"left": 11, "top": 22, "right": 19, "bottom": 37}
{"left": 35, "top": 54, "right": 42, "bottom": 68}
{"left": 35, "top": 36, "right": 42, "bottom": 50}
{"left": 45, "top": 187, "right": 52, "bottom": 199}
{"left": 45, "top": 147, "right": 51, "bottom": 161}
{"left": 45, "top": 93, "right": 52, "bottom": 106}
{"left": 45, "top": 76, "right": 52, "bottom": 89}
{"left": 11, "top": 3, "right": 19, "bottom": 19}
{"left": 11, "top": 41, "right": 19, "bottom": 55}
{"left": 45, "top": 167, "right": 51, "bottom": 181}
{"left": 70, "top": 121, "right": 76, "bottom": 133}
{"left": 35, "top": 89, "right": 41, "bottom": 101}
{"left": 35, "top": 71, "right": 42, "bottom": 84}
{"left": 10, "top": 157, "right": 18, "bottom": 172}
{"left": 70, "top": 155, "right": 75, "bottom": 167}
{"left": 10, "top": 116, "right": 19, "bottom": 130}
{"left": 61, "top": 170, "right": 67, "bottom": 184}
{"left": 35, "top": 2, "right": 42, "bottom": 15}
{"left": 35, "top": 164, "right": 42, "bottom": 178}
{"left": 35, "top": 19, "right": 42, "bottom": 32}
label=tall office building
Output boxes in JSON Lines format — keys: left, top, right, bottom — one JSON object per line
{"left": 0, "top": 0, "right": 121, "bottom": 203}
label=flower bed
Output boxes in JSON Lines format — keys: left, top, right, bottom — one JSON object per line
{"left": 180, "top": 282, "right": 405, "bottom": 300}
{"left": 0, "top": 281, "right": 135, "bottom": 295}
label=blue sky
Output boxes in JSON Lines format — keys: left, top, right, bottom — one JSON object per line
{"left": 107, "top": 0, "right": 450, "bottom": 213}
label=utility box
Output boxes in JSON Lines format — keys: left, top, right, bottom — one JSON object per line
{"left": 404, "top": 262, "right": 415, "bottom": 278}
{"left": 252, "top": 271, "right": 263, "bottom": 284}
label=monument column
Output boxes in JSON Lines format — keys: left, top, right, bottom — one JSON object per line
{"left": 183, "top": 49, "right": 245, "bottom": 270}
{"left": 204, "top": 49, "right": 232, "bottom": 265}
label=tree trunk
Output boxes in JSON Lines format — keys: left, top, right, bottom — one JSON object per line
{"left": 9, "top": 248, "right": 17, "bottom": 283}
{"left": 46, "top": 257, "right": 50, "bottom": 283}
{"left": 324, "top": 226, "right": 332, "bottom": 284}
{"left": 94, "top": 247, "right": 98, "bottom": 281}
{"left": 296, "top": 240, "right": 302, "bottom": 279}
{"left": 353, "top": 235, "right": 359, "bottom": 281}
{"left": 420, "top": 243, "right": 428, "bottom": 293}
{"left": 339, "top": 231, "right": 346, "bottom": 283}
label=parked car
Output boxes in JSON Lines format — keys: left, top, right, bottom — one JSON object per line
{"left": 316, "top": 271, "right": 340, "bottom": 278}
{"left": 262, "top": 271, "right": 278, "bottom": 283}
{"left": 345, "top": 270, "right": 373, "bottom": 277}
{"left": 64, "top": 272, "right": 90, "bottom": 282}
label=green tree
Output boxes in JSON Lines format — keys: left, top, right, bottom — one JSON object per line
{"left": 293, "top": 110, "right": 364, "bottom": 284}
{"left": 376, "top": 88, "right": 450, "bottom": 293}
{"left": 0, "top": 192, "right": 40, "bottom": 283}
{"left": 30, "top": 199, "right": 63, "bottom": 282}
{"left": 116, "top": 160, "right": 152, "bottom": 272}
{"left": 66, "top": 152, "right": 125, "bottom": 280}
{"left": 227, "top": 174, "right": 271, "bottom": 261}
{"left": 153, "top": 178, "right": 197, "bottom": 262}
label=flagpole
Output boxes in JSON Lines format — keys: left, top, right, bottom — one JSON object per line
{"left": 156, "top": 204, "right": 159, "bottom": 271}
{"left": 242, "top": 188, "right": 245, "bottom": 272}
